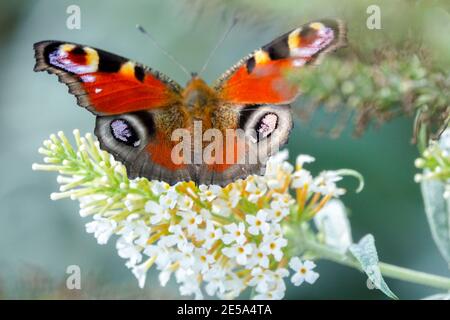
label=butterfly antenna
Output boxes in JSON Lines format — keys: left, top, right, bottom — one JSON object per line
{"left": 198, "top": 17, "right": 238, "bottom": 76}
{"left": 136, "top": 24, "right": 192, "bottom": 78}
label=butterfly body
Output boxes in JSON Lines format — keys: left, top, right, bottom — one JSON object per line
{"left": 34, "top": 19, "right": 346, "bottom": 186}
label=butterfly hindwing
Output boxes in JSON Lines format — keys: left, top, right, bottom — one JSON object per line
{"left": 94, "top": 107, "right": 196, "bottom": 185}
{"left": 215, "top": 19, "right": 346, "bottom": 105}
{"left": 195, "top": 103, "right": 293, "bottom": 186}
{"left": 34, "top": 41, "right": 182, "bottom": 115}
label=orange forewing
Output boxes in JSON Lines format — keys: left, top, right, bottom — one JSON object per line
{"left": 81, "top": 72, "right": 175, "bottom": 114}
{"left": 33, "top": 41, "right": 181, "bottom": 115}
{"left": 218, "top": 59, "right": 298, "bottom": 104}
{"left": 216, "top": 20, "right": 346, "bottom": 105}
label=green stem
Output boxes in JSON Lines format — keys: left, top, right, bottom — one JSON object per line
{"left": 303, "top": 238, "right": 450, "bottom": 291}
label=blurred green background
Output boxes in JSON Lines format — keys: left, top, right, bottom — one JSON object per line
{"left": 0, "top": 0, "right": 448, "bottom": 299}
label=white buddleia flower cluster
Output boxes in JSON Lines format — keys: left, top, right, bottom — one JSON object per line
{"left": 32, "top": 131, "right": 360, "bottom": 300}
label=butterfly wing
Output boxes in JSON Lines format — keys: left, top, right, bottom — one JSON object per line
{"left": 199, "top": 19, "right": 346, "bottom": 185}
{"left": 214, "top": 19, "right": 346, "bottom": 105}
{"left": 94, "top": 107, "right": 196, "bottom": 185}
{"left": 33, "top": 41, "right": 182, "bottom": 115}
{"left": 34, "top": 41, "right": 195, "bottom": 184}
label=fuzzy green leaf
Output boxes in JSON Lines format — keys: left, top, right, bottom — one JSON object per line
{"left": 421, "top": 178, "right": 450, "bottom": 264}
{"left": 349, "top": 234, "right": 398, "bottom": 300}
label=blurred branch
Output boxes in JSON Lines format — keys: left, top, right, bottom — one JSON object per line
{"left": 289, "top": 54, "right": 450, "bottom": 140}
{"left": 302, "top": 236, "right": 450, "bottom": 291}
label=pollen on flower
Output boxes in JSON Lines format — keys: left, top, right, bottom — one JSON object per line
{"left": 33, "top": 131, "right": 361, "bottom": 300}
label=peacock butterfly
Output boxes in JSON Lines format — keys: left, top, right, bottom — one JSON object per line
{"left": 33, "top": 19, "right": 346, "bottom": 186}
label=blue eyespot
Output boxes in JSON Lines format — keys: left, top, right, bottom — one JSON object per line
{"left": 256, "top": 113, "right": 278, "bottom": 139}
{"left": 110, "top": 119, "right": 140, "bottom": 147}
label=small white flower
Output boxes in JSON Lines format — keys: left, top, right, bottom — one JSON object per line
{"left": 174, "top": 246, "right": 195, "bottom": 269}
{"left": 268, "top": 149, "right": 289, "bottom": 165}
{"left": 222, "top": 222, "right": 247, "bottom": 245}
{"left": 269, "top": 224, "right": 284, "bottom": 239}
{"left": 117, "top": 214, "right": 150, "bottom": 247}
{"left": 228, "top": 189, "right": 241, "bottom": 208}
{"left": 133, "top": 220, "right": 151, "bottom": 247}
{"left": 311, "top": 171, "right": 345, "bottom": 196}
{"left": 116, "top": 236, "right": 142, "bottom": 268}
{"left": 159, "top": 191, "right": 178, "bottom": 209}
{"left": 289, "top": 257, "right": 319, "bottom": 286}
{"left": 248, "top": 267, "right": 273, "bottom": 293}
{"left": 211, "top": 198, "right": 232, "bottom": 217}
{"left": 198, "top": 184, "right": 222, "bottom": 201}
{"left": 199, "top": 221, "right": 223, "bottom": 249}
{"left": 178, "top": 195, "right": 194, "bottom": 211}
{"left": 199, "top": 208, "right": 212, "bottom": 220}
{"left": 160, "top": 225, "right": 189, "bottom": 251}
{"left": 296, "top": 154, "right": 315, "bottom": 167}
{"left": 145, "top": 200, "right": 170, "bottom": 224}
{"left": 291, "top": 170, "right": 313, "bottom": 188}
{"left": 150, "top": 181, "right": 171, "bottom": 196}
{"left": 178, "top": 274, "right": 203, "bottom": 300}
{"left": 131, "top": 257, "right": 154, "bottom": 288}
{"left": 85, "top": 214, "right": 117, "bottom": 245}
{"left": 272, "top": 192, "right": 295, "bottom": 207}
{"left": 222, "top": 243, "right": 253, "bottom": 265}
{"left": 220, "top": 272, "right": 246, "bottom": 300}
{"left": 247, "top": 244, "right": 270, "bottom": 269}
{"left": 194, "top": 248, "right": 215, "bottom": 274}
{"left": 267, "top": 201, "right": 290, "bottom": 222}
{"left": 180, "top": 210, "right": 203, "bottom": 236}
{"left": 261, "top": 235, "right": 287, "bottom": 261}
{"left": 144, "top": 243, "right": 172, "bottom": 271}
{"left": 204, "top": 266, "right": 226, "bottom": 296}
{"left": 254, "top": 267, "right": 288, "bottom": 300}
{"left": 246, "top": 210, "right": 271, "bottom": 235}
{"left": 246, "top": 179, "right": 268, "bottom": 203}
{"left": 264, "top": 153, "right": 293, "bottom": 189}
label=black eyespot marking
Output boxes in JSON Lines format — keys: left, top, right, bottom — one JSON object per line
{"left": 71, "top": 46, "right": 86, "bottom": 56}
{"left": 110, "top": 119, "right": 140, "bottom": 147}
{"left": 43, "top": 42, "right": 63, "bottom": 66}
{"left": 300, "top": 26, "right": 317, "bottom": 39}
{"left": 98, "top": 50, "right": 126, "bottom": 73}
{"left": 264, "top": 39, "right": 290, "bottom": 60}
{"left": 246, "top": 57, "right": 256, "bottom": 74}
{"left": 238, "top": 105, "right": 260, "bottom": 129}
{"left": 134, "top": 65, "right": 145, "bottom": 82}
{"left": 256, "top": 113, "right": 278, "bottom": 140}
{"left": 134, "top": 111, "right": 156, "bottom": 137}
